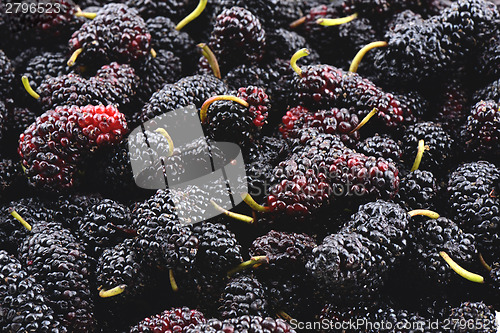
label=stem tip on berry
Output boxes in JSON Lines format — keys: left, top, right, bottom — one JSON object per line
{"left": 227, "top": 256, "right": 269, "bottom": 277}
{"left": 478, "top": 253, "right": 492, "bottom": 272}
{"left": 439, "top": 251, "right": 484, "bottom": 284}
{"left": 9, "top": 208, "right": 32, "bottom": 231}
{"left": 289, "top": 16, "right": 306, "bottom": 28}
{"left": 21, "top": 76, "right": 40, "bottom": 100}
{"left": 241, "top": 193, "right": 271, "bottom": 212}
{"left": 410, "top": 139, "right": 429, "bottom": 172}
{"left": 197, "top": 43, "right": 221, "bottom": 79}
{"left": 67, "top": 48, "right": 83, "bottom": 67}
{"left": 277, "top": 311, "right": 294, "bottom": 322}
{"left": 175, "top": 0, "right": 207, "bottom": 30}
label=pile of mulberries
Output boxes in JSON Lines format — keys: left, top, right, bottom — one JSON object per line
{"left": 1, "top": 0, "right": 500, "bottom": 331}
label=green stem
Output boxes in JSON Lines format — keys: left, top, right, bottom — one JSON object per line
{"left": 21, "top": 76, "right": 40, "bottom": 100}
{"left": 290, "top": 48, "right": 310, "bottom": 76}
{"left": 241, "top": 193, "right": 271, "bottom": 212}
{"left": 350, "top": 108, "right": 378, "bottom": 133}
{"left": 197, "top": 43, "right": 221, "bottom": 79}
{"left": 75, "top": 9, "right": 97, "bottom": 19}
{"left": 227, "top": 256, "right": 268, "bottom": 277}
{"left": 175, "top": 0, "right": 207, "bottom": 30}
{"left": 154, "top": 128, "right": 175, "bottom": 157}
{"left": 211, "top": 200, "right": 254, "bottom": 224}
{"left": 200, "top": 95, "right": 249, "bottom": 123}
{"left": 410, "top": 140, "right": 429, "bottom": 172}
{"left": 67, "top": 48, "right": 83, "bottom": 67}
{"left": 169, "top": 269, "right": 179, "bottom": 292}
{"left": 349, "top": 41, "right": 388, "bottom": 73}
{"left": 408, "top": 209, "right": 439, "bottom": 219}
{"left": 316, "top": 13, "right": 358, "bottom": 26}
{"left": 9, "top": 208, "right": 32, "bottom": 231}
{"left": 99, "top": 285, "right": 126, "bottom": 298}
{"left": 439, "top": 251, "right": 484, "bottom": 284}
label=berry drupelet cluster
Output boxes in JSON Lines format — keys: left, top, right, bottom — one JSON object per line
{"left": 18, "top": 105, "right": 127, "bottom": 190}
{"left": 0, "top": 250, "right": 65, "bottom": 332}
{"left": 307, "top": 201, "right": 409, "bottom": 304}
{"left": 462, "top": 100, "right": 500, "bottom": 159}
{"left": 280, "top": 106, "right": 360, "bottom": 147}
{"left": 446, "top": 161, "right": 500, "bottom": 261}
{"left": 129, "top": 307, "right": 206, "bottom": 333}
{"left": 68, "top": 4, "right": 151, "bottom": 65}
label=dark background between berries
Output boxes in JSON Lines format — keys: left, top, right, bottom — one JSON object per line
{"left": 0, "top": 0, "right": 500, "bottom": 332}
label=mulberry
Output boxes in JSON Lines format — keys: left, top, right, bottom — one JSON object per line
{"left": 209, "top": 6, "right": 266, "bottom": 72}
{"left": 68, "top": 4, "right": 151, "bottom": 65}
{"left": 411, "top": 217, "right": 479, "bottom": 286}
{"left": 0, "top": 250, "right": 65, "bottom": 332}
{"left": 18, "top": 105, "right": 127, "bottom": 190}
{"left": 446, "top": 161, "right": 500, "bottom": 261}
{"left": 19, "top": 223, "right": 95, "bottom": 332}
{"left": 355, "top": 134, "right": 402, "bottom": 163}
